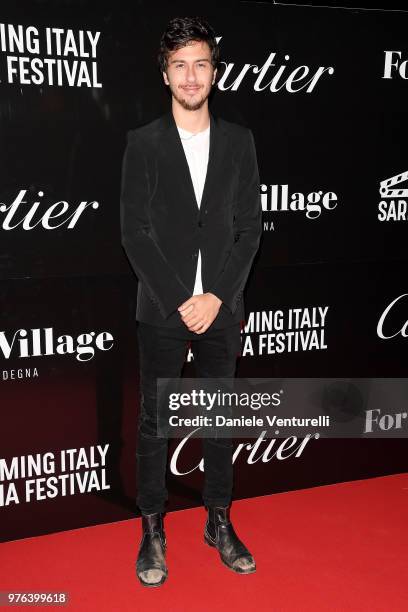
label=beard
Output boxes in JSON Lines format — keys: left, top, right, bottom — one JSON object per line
{"left": 171, "top": 83, "right": 211, "bottom": 111}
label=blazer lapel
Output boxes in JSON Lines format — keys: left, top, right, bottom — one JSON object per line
{"left": 158, "top": 109, "right": 229, "bottom": 216}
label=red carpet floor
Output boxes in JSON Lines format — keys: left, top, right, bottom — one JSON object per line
{"left": 1, "top": 474, "right": 407, "bottom": 611}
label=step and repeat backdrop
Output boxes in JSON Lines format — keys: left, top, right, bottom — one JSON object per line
{"left": 1, "top": 1, "right": 407, "bottom": 541}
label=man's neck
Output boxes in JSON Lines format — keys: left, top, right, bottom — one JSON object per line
{"left": 171, "top": 100, "right": 210, "bottom": 133}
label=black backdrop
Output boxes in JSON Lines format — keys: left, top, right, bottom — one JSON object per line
{"left": 1, "top": 1, "right": 407, "bottom": 542}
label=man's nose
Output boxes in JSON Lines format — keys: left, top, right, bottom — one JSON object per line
{"left": 186, "top": 66, "right": 197, "bottom": 81}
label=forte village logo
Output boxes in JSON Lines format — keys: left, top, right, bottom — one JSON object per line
{"left": 1, "top": 327, "right": 114, "bottom": 381}
{"left": 383, "top": 51, "right": 408, "bottom": 80}
{"left": 261, "top": 184, "right": 339, "bottom": 231}
{"left": 0, "top": 190, "right": 99, "bottom": 230}
{"left": 378, "top": 171, "right": 408, "bottom": 222}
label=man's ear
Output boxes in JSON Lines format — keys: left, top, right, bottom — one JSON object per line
{"left": 163, "top": 70, "right": 169, "bottom": 86}
{"left": 212, "top": 68, "right": 217, "bottom": 85}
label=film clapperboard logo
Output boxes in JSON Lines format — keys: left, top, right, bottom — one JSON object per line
{"left": 378, "top": 170, "right": 408, "bottom": 221}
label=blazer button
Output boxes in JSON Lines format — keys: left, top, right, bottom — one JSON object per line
{"left": 198, "top": 220, "right": 203, "bottom": 228}
{"left": 191, "top": 252, "right": 198, "bottom": 259}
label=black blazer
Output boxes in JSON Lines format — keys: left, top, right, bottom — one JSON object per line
{"left": 120, "top": 109, "right": 262, "bottom": 329}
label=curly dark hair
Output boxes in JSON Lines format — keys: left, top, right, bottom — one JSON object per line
{"left": 157, "top": 16, "right": 220, "bottom": 77}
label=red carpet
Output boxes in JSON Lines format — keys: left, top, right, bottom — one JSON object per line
{"left": 1, "top": 474, "right": 407, "bottom": 611}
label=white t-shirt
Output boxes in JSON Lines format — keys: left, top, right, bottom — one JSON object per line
{"left": 177, "top": 123, "right": 210, "bottom": 295}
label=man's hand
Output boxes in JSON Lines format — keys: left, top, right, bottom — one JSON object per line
{"left": 178, "top": 293, "right": 222, "bottom": 333}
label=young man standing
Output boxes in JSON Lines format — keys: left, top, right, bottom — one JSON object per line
{"left": 120, "top": 16, "right": 262, "bottom": 586}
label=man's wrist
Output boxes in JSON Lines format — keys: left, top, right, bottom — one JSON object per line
{"left": 207, "top": 292, "right": 222, "bottom": 306}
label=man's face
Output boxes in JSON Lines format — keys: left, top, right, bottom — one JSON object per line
{"left": 163, "top": 40, "right": 216, "bottom": 112}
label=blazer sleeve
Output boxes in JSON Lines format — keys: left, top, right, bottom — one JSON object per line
{"left": 208, "top": 128, "right": 262, "bottom": 314}
{"left": 120, "top": 131, "right": 191, "bottom": 319}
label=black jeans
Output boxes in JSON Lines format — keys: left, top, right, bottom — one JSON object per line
{"left": 135, "top": 320, "right": 241, "bottom": 514}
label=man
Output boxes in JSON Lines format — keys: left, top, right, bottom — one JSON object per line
{"left": 120, "top": 16, "right": 262, "bottom": 587}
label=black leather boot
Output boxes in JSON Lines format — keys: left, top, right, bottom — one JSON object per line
{"left": 204, "top": 505, "right": 256, "bottom": 573}
{"left": 136, "top": 512, "right": 168, "bottom": 587}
